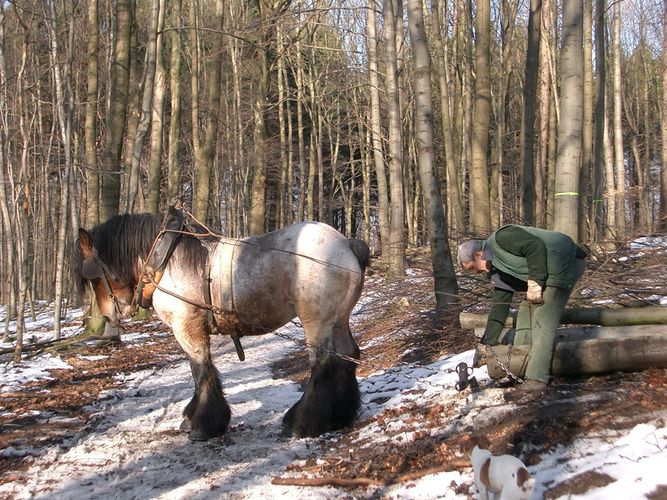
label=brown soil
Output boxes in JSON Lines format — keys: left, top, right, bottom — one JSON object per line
{"left": 1, "top": 241, "right": 666, "bottom": 497}
{"left": 0, "top": 322, "right": 181, "bottom": 481}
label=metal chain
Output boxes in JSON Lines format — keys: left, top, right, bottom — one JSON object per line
{"left": 269, "top": 324, "right": 466, "bottom": 391}
{"left": 485, "top": 344, "right": 522, "bottom": 384}
{"left": 124, "top": 206, "right": 473, "bottom": 392}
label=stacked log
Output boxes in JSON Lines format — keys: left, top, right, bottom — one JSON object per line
{"left": 461, "top": 307, "right": 667, "bottom": 378}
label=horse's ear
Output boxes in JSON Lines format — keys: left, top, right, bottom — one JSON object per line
{"left": 78, "top": 228, "right": 94, "bottom": 257}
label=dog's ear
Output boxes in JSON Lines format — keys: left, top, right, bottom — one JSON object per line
{"left": 517, "top": 467, "right": 532, "bottom": 488}
{"left": 460, "top": 435, "right": 474, "bottom": 455}
{"left": 460, "top": 434, "right": 484, "bottom": 455}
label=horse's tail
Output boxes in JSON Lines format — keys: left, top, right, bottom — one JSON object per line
{"left": 348, "top": 239, "right": 370, "bottom": 272}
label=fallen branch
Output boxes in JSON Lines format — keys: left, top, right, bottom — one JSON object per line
{"left": 0, "top": 333, "right": 119, "bottom": 360}
{"left": 271, "top": 476, "right": 382, "bottom": 488}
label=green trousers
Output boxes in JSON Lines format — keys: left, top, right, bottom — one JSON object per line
{"left": 514, "top": 259, "right": 585, "bottom": 383}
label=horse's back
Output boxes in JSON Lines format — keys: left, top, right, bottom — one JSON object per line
{"left": 213, "top": 222, "right": 366, "bottom": 329}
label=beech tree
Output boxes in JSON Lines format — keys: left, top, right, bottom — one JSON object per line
{"left": 407, "top": 0, "right": 458, "bottom": 307}
{"left": 553, "top": 0, "right": 584, "bottom": 240}
{"left": 0, "top": 0, "right": 664, "bottom": 322}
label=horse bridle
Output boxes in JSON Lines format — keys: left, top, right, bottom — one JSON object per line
{"left": 81, "top": 249, "right": 123, "bottom": 328}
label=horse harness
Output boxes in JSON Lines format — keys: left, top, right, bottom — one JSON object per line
{"left": 144, "top": 209, "right": 246, "bottom": 362}
{"left": 85, "top": 208, "right": 246, "bottom": 361}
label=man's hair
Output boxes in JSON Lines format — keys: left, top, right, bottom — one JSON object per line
{"left": 457, "top": 240, "right": 483, "bottom": 267}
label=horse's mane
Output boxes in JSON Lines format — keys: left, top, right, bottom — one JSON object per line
{"left": 74, "top": 212, "right": 209, "bottom": 298}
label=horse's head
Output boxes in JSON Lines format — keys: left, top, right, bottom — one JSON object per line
{"left": 77, "top": 227, "right": 137, "bottom": 325}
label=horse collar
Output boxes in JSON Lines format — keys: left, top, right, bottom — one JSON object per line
{"left": 135, "top": 212, "right": 186, "bottom": 309}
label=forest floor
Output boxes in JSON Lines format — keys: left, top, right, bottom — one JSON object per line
{"left": 0, "top": 238, "right": 666, "bottom": 498}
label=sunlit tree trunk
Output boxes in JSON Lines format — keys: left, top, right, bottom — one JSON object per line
{"left": 248, "top": 32, "right": 270, "bottom": 233}
{"left": 460, "top": 0, "right": 473, "bottom": 231}
{"left": 553, "top": 0, "right": 584, "bottom": 240}
{"left": 546, "top": 68, "right": 558, "bottom": 229}
{"left": 122, "top": 30, "right": 140, "bottom": 206}
{"left": 167, "top": 0, "right": 182, "bottom": 203}
{"left": 536, "top": 0, "right": 553, "bottom": 228}
{"left": 0, "top": 3, "right": 17, "bottom": 337}
{"left": 638, "top": 45, "right": 652, "bottom": 233}
{"left": 47, "top": 0, "right": 74, "bottom": 340}
{"left": 407, "top": 0, "right": 458, "bottom": 307}
{"left": 8, "top": 39, "right": 25, "bottom": 343}
{"left": 470, "top": 0, "right": 491, "bottom": 234}
{"left": 84, "top": 0, "right": 99, "bottom": 226}
{"left": 579, "top": 0, "right": 593, "bottom": 240}
{"left": 146, "top": 0, "right": 167, "bottom": 214}
{"left": 277, "top": 23, "right": 287, "bottom": 228}
{"left": 661, "top": 0, "right": 667, "bottom": 232}
{"left": 431, "top": 0, "right": 463, "bottom": 235}
{"left": 362, "top": 122, "right": 372, "bottom": 242}
{"left": 604, "top": 103, "right": 617, "bottom": 236}
{"left": 612, "top": 0, "right": 626, "bottom": 236}
{"left": 520, "top": 0, "right": 541, "bottom": 225}
{"left": 593, "top": 0, "right": 607, "bottom": 237}
{"left": 383, "top": 0, "right": 406, "bottom": 278}
{"left": 367, "top": 0, "right": 390, "bottom": 256}
{"left": 126, "top": 0, "right": 161, "bottom": 213}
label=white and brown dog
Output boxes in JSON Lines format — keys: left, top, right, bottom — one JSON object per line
{"left": 470, "top": 445, "right": 535, "bottom": 500}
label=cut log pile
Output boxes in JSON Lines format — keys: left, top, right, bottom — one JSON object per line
{"left": 460, "top": 307, "right": 667, "bottom": 379}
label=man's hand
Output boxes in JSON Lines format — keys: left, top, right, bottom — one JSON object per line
{"left": 527, "top": 279, "right": 544, "bottom": 304}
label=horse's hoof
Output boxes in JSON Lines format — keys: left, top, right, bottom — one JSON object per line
{"left": 280, "top": 425, "right": 294, "bottom": 438}
{"left": 188, "top": 428, "right": 213, "bottom": 441}
{"left": 180, "top": 418, "right": 191, "bottom": 432}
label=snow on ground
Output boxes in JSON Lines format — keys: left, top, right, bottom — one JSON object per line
{"left": 1, "top": 233, "right": 666, "bottom": 499}
{"left": 1, "top": 312, "right": 665, "bottom": 499}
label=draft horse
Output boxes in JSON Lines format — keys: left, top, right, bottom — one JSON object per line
{"left": 75, "top": 209, "right": 369, "bottom": 441}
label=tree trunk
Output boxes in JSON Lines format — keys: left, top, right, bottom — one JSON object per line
{"left": 383, "top": 0, "right": 406, "bottom": 278}
{"left": 191, "top": 0, "right": 224, "bottom": 223}
{"left": 536, "top": 0, "right": 553, "bottom": 228}
{"left": 579, "top": 0, "right": 593, "bottom": 240}
{"left": 470, "top": 0, "right": 491, "bottom": 234}
{"left": 166, "top": 0, "right": 182, "bottom": 203}
{"left": 612, "top": 0, "right": 626, "bottom": 236}
{"left": 461, "top": 0, "right": 473, "bottom": 232}
{"left": 546, "top": 64, "right": 558, "bottom": 228}
{"left": 431, "top": 0, "right": 464, "bottom": 235}
{"left": 520, "top": 0, "right": 542, "bottom": 226}
{"left": 367, "top": 0, "right": 390, "bottom": 256}
{"left": 0, "top": 4, "right": 17, "bottom": 338}
{"left": 46, "top": 0, "right": 74, "bottom": 341}
{"left": 407, "top": 0, "right": 458, "bottom": 307}
{"left": 12, "top": 26, "right": 30, "bottom": 354}
{"left": 604, "top": 101, "right": 617, "bottom": 236}
{"left": 638, "top": 45, "right": 652, "bottom": 234}
{"left": 592, "top": 0, "right": 606, "bottom": 238}
{"left": 295, "top": 38, "right": 306, "bottom": 222}
{"left": 146, "top": 0, "right": 167, "bottom": 214}
{"left": 126, "top": 0, "right": 161, "bottom": 213}
{"left": 553, "top": 0, "right": 583, "bottom": 240}
{"left": 84, "top": 0, "right": 99, "bottom": 226}
{"left": 277, "top": 23, "right": 287, "bottom": 229}
{"left": 100, "top": 0, "right": 133, "bottom": 221}
{"left": 662, "top": 0, "right": 667, "bottom": 232}
{"left": 249, "top": 34, "right": 270, "bottom": 234}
